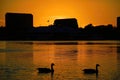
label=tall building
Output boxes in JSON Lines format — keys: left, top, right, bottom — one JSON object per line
{"left": 5, "top": 13, "right": 33, "bottom": 40}
{"left": 117, "top": 17, "right": 120, "bottom": 29}
{"left": 5, "top": 13, "right": 33, "bottom": 30}
{"left": 54, "top": 18, "right": 78, "bottom": 29}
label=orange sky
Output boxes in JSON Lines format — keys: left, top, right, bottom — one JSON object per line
{"left": 0, "top": 0, "right": 120, "bottom": 27}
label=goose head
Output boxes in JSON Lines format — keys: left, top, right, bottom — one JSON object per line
{"left": 51, "top": 63, "right": 55, "bottom": 66}
{"left": 96, "top": 64, "right": 100, "bottom": 67}
{"left": 96, "top": 64, "right": 100, "bottom": 66}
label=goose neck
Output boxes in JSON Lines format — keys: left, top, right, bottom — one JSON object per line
{"left": 96, "top": 66, "right": 99, "bottom": 72}
{"left": 51, "top": 65, "right": 54, "bottom": 71}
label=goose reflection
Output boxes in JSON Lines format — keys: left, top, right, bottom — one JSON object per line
{"left": 37, "top": 63, "right": 55, "bottom": 80}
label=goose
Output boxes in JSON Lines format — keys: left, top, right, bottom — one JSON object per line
{"left": 83, "top": 64, "right": 100, "bottom": 74}
{"left": 37, "top": 63, "right": 55, "bottom": 73}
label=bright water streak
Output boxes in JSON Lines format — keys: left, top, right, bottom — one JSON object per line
{"left": 0, "top": 41, "right": 120, "bottom": 80}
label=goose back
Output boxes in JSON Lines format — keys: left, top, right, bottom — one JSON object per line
{"left": 83, "top": 69, "right": 97, "bottom": 74}
{"left": 37, "top": 68, "right": 51, "bottom": 73}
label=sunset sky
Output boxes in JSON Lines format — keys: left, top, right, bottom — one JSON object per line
{"left": 0, "top": 0, "right": 120, "bottom": 27}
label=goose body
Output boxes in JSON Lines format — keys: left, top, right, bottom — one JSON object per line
{"left": 83, "top": 64, "right": 100, "bottom": 74}
{"left": 83, "top": 69, "right": 97, "bottom": 73}
{"left": 37, "top": 63, "right": 54, "bottom": 73}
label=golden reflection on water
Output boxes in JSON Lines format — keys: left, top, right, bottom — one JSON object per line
{"left": 0, "top": 41, "right": 119, "bottom": 80}
{"left": 33, "top": 42, "right": 55, "bottom": 67}
{"left": 0, "top": 42, "right": 6, "bottom": 65}
{"left": 32, "top": 41, "right": 118, "bottom": 80}
{"left": 77, "top": 41, "right": 118, "bottom": 79}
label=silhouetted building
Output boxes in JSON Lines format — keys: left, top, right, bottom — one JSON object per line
{"left": 0, "top": 12, "right": 119, "bottom": 40}
{"left": 117, "top": 17, "right": 120, "bottom": 29}
{"left": 5, "top": 13, "right": 33, "bottom": 30}
{"left": 54, "top": 18, "right": 78, "bottom": 29}
{"left": 5, "top": 13, "right": 33, "bottom": 40}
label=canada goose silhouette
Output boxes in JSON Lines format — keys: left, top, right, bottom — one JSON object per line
{"left": 83, "top": 64, "right": 100, "bottom": 74}
{"left": 37, "top": 63, "right": 55, "bottom": 73}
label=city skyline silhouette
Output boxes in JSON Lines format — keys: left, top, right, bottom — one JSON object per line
{"left": 0, "top": 12, "right": 120, "bottom": 40}
{"left": 0, "top": 0, "right": 120, "bottom": 27}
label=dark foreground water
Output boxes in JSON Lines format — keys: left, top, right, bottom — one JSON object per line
{"left": 0, "top": 41, "right": 120, "bottom": 80}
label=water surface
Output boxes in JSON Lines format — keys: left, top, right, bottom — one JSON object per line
{"left": 0, "top": 41, "right": 120, "bottom": 80}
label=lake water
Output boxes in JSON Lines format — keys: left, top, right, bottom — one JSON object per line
{"left": 0, "top": 41, "right": 120, "bottom": 80}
